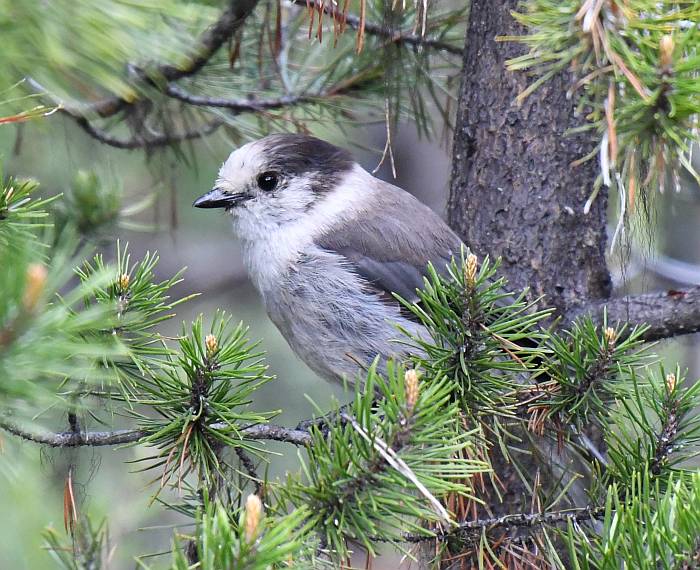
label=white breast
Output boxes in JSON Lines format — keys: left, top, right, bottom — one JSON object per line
{"left": 238, "top": 165, "right": 377, "bottom": 295}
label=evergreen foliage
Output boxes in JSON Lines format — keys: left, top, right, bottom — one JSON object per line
{"left": 1, "top": 1, "right": 699, "bottom": 568}
{"left": 282, "top": 363, "right": 486, "bottom": 559}
{"left": 1, "top": 0, "right": 466, "bottom": 151}
{"left": 504, "top": 1, "right": 700, "bottom": 245}
{"left": 4, "top": 166, "right": 699, "bottom": 566}
{"left": 566, "top": 472, "right": 700, "bottom": 569}
{"left": 170, "top": 496, "right": 315, "bottom": 570}
{"left": 134, "top": 312, "right": 275, "bottom": 490}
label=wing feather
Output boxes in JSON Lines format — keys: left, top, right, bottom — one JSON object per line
{"left": 315, "top": 181, "right": 463, "bottom": 304}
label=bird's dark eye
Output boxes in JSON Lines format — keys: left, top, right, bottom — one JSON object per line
{"left": 256, "top": 171, "right": 279, "bottom": 192}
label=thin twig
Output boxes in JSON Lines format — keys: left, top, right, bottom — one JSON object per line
{"left": 68, "top": 115, "right": 223, "bottom": 150}
{"left": 26, "top": 78, "right": 225, "bottom": 150}
{"left": 452, "top": 505, "right": 605, "bottom": 536}
{"left": 70, "top": 115, "right": 223, "bottom": 150}
{"left": 163, "top": 75, "right": 378, "bottom": 111}
{"left": 296, "top": 402, "right": 355, "bottom": 432}
{"left": 0, "top": 419, "right": 312, "bottom": 447}
{"left": 650, "top": 381, "right": 680, "bottom": 476}
{"left": 163, "top": 84, "right": 311, "bottom": 111}
{"left": 234, "top": 447, "right": 263, "bottom": 494}
{"left": 381, "top": 506, "right": 607, "bottom": 543}
{"left": 32, "top": 76, "right": 369, "bottom": 150}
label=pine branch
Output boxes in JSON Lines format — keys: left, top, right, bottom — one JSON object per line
{"left": 26, "top": 0, "right": 462, "bottom": 150}
{"left": 234, "top": 447, "right": 262, "bottom": 494}
{"left": 70, "top": 114, "right": 223, "bottom": 150}
{"left": 529, "top": 318, "right": 647, "bottom": 432}
{"left": 572, "top": 287, "right": 700, "bottom": 342}
{"left": 156, "top": 0, "right": 260, "bottom": 83}
{"left": 75, "top": 0, "right": 262, "bottom": 119}
{"left": 604, "top": 367, "right": 700, "bottom": 487}
{"left": 295, "top": 402, "right": 354, "bottom": 432}
{"left": 163, "top": 84, "right": 312, "bottom": 111}
{"left": 453, "top": 505, "right": 605, "bottom": 535}
{"left": 391, "top": 506, "right": 607, "bottom": 543}
{"left": 26, "top": 78, "right": 225, "bottom": 149}
{"left": 283, "top": 366, "right": 483, "bottom": 558}
{"left": 650, "top": 398, "right": 680, "bottom": 476}
{"left": 288, "top": 0, "right": 462, "bottom": 55}
{"left": 0, "top": 419, "right": 312, "bottom": 447}
{"left": 164, "top": 78, "right": 393, "bottom": 112}
{"left": 39, "top": 76, "right": 373, "bottom": 149}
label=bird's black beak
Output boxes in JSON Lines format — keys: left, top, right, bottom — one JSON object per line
{"left": 193, "top": 187, "right": 250, "bottom": 209}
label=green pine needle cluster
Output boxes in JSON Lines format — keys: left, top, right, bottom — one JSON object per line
{"left": 401, "top": 252, "right": 551, "bottom": 418}
{"left": 134, "top": 312, "right": 274, "bottom": 490}
{"left": 283, "top": 363, "right": 488, "bottom": 559}
{"left": 505, "top": 1, "right": 700, "bottom": 220}
{"left": 391, "top": 249, "right": 700, "bottom": 565}
{"left": 606, "top": 366, "right": 700, "bottom": 486}
{"left": 533, "top": 317, "right": 650, "bottom": 429}
{"left": 567, "top": 471, "right": 700, "bottom": 569}
{"left": 0, "top": 169, "right": 56, "bottom": 249}
{"left": 170, "top": 497, "right": 315, "bottom": 570}
{"left": 75, "top": 242, "right": 195, "bottom": 394}
{"left": 0, "top": 174, "right": 126, "bottom": 405}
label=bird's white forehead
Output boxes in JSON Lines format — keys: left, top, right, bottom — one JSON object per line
{"left": 217, "top": 139, "right": 268, "bottom": 183}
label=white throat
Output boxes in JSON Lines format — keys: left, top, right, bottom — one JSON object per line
{"left": 237, "top": 164, "right": 376, "bottom": 295}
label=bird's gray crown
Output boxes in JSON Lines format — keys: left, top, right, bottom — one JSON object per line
{"left": 258, "top": 133, "right": 354, "bottom": 192}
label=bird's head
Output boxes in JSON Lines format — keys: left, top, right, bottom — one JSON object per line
{"left": 194, "top": 133, "right": 356, "bottom": 239}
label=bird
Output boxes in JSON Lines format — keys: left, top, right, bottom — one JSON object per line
{"left": 193, "top": 133, "right": 464, "bottom": 384}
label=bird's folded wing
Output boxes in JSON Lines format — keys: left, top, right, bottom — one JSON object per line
{"left": 315, "top": 184, "right": 464, "bottom": 304}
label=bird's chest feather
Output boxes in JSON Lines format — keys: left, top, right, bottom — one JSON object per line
{"left": 261, "top": 251, "right": 425, "bottom": 383}
{"left": 263, "top": 250, "right": 407, "bottom": 344}
{"left": 239, "top": 224, "right": 313, "bottom": 296}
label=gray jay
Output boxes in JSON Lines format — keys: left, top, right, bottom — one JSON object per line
{"left": 193, "top": 133, "right": 463, "bottom": 384}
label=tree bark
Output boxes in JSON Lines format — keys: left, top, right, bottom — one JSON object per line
{"left": 571, "top": 286, "right": 700, "bottom": 341}
{"left": 442, "top": 3, "right": 613, "bottom": 566}
{"left": 448, "top": 0, "right": 612, "bottom": 313}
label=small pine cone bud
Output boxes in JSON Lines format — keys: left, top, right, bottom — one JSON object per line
{"left": 660, "top": 35, "right": 674, "bottom": 69}
{"left": 465, "top": 253, "right": 478, "bottom": 288}
{"left": 23, "top": 263, "right": 48, "bottom": 312}
{"left": 205, "top": 334, "right": 218, "bottom": 357}
{"left": 666, "top": 372, "right": 677, "bottom": 393}
{"left": 604, "top": 327, "right": 616, "bottom": 349}
{"left": 405, "top": 369, "right": 419, "bottom": 414}
{"left": 118, "top": 273, "right": 130, "bottom": 291}
{"left": 244, "top": 494, "right": 263, "bottom": 542}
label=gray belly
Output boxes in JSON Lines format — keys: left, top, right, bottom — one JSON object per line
{"left": 262, "top": 251, "right": 424, "bottom": 384}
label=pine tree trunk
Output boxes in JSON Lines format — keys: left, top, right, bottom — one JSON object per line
{"left": 448, "top": 0, "right": 612, "bottom": 312}
{"left": 437, "top": 2, "right": 613, "bottom": 566}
